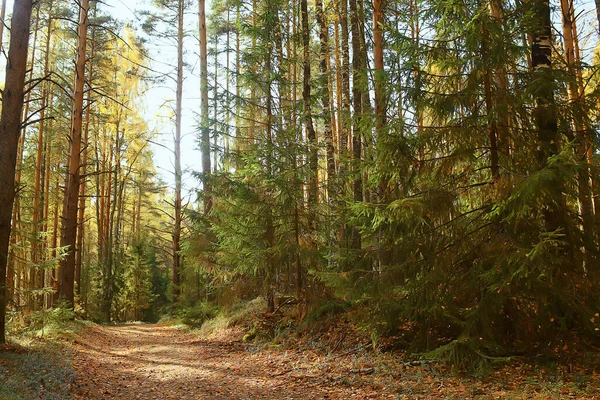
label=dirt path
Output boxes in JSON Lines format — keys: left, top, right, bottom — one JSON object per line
{"left": 70, "top": 324, "right": 380, "bottom": 399}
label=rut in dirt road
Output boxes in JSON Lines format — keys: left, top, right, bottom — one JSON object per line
{"left": 70, "top": 324, "right": 376, "bottom": 400}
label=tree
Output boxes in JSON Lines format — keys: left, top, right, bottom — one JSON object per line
{"left": 0, "top": 0, "right": 35, "bottom": 344}
{"left": 199, "top": 0, "right": 211, "bottom": 214}
{"left": 172, "top": 0, "right": 185, "bottom": 305}
{"left": 59, "top": 0, "right": 89, "bottom": 307}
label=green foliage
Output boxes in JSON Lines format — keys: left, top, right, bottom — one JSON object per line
{"left": 305, "top": 300, "right": 351, "bottom": 325}
{"left": 178, "top": 0, "right": 600, "bottom": 373}
{"left": 177, "top": 302, "right": 218, "bottom": 328}
{"left": 117, "top": 237, "right": 159, "bottom": 321}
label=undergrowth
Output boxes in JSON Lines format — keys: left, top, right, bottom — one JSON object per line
{"left": 0, "top": 341, "right": 75, "bottom": 400}
{"left": 1, "top": 307, "right": 88, "bottom": 399}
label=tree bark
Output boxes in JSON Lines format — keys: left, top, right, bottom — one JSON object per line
{"left": 560, "top": 0, "right": 596, "bottom": 262}
{"left": 373, "top": 0, "right": 385, "bottom": 131}
{"left": 316, "top": 0, "right": 336, "bottom": 202}
{"left": 264, "top": 0, "right": 276, "bottom": 313}
{"left": 32, "top": 1, "right": 53, "bottom": 309}
{"left": 349, "top": 0, "right": 363, "bottom": 252}
{"left": 21, "top": 5, "right": 39, "bottom": 309}
{"left": 172, "top": 0, "right": 184, "bottom": 304}
{"left": 489, "top": 0, "right": 509, "bottom": 156}
{"left": 301, "top": 0, "right": 318, "bottom": 221}
{"left": 59, "top": 0, "right": 89, "bottom": 307}
{"left": 531, "top": 0, "right": 564, "bottom": 233}
{"left": 0, "top": 0, "right": 34, "bottom": 344}
{"left": 481, "top": 4, "right": 500, "bottom": 181}
{"left": 76, "top": 4, "right": 96, "bottom": 301}
{"left": 199, "top": 0, "right": 211, "bottom": 213}
{"left": 339, "top": 0, "right": 351, "bottom": 178}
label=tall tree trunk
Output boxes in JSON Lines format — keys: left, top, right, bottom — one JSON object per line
{"left": 59, "top": 0, "right": 89, "bottom": 307}
{"left": 43, "top": 95, "right": 54, "bottom": 308}
{"left": 531, "top": 0, "right": 564, "bottom": 233}
{"left": 373, "top": 0, "right": 387, "bottom": 205}
{"left": 235, "top": 3, "right": 241, "bottom": 161}
{"left": 349, "top": 0, "right": 363, "bottom": 251}
{"left": 0, "top": 0, "right": 34, "bottom": 345}
{"left": 50, "top": 161, "right": 60, "bottom": 306}
{"left": 339, "top": 0, "right": 350, "bottom": 179}
{"left": 301, "top": 0, "right": 318, "bottom": 222}
{"left": 199, "top": 0, "right": 211, "bottom": 213}
{"left": 32, "top": 1, "right": 53, "bottom": 309}
{"left": 316, "top": 0, "right": 336, "bottom": 202}
{"left": 21, "top": 5, "right": 39, "bottom": 308}
{"left": 490, "top": 0, "right": 509, "bottom": 156}
{"left": 106, "top": 124, "right": 123, "bottom": 322}
{"left": 373, "top": 0, "right": 385, "bottom": 131}
{"left": 102, "top": 134, "right": 114, "bottom": 320}
{"left": 213, "top": 32, "right": 219, "bottom": 175}
{"left": 172, "top": 0, "right": 184, "bottom": 304}
{"left": 291, "top": 0, "right": 304, "bottom": 300}
{"left": 75, "top": 5, "right": 96, "bottom": 300}
{"left": 224, "top": 8, "right": 231, "bottom": 167}
{"left": 264, "top": 0, "right": 276, "bottom": 313}
{"left": 481, "top": 3, "right": 500, "bottom": 181}
{"left": 334, "top": 19, "right": 342, "bottom": 170}
{"left": 560, "top": 0, "right": 596, "bottom": 262}
{"left": 8, "top": 6, "right": 38, "bottom": 308}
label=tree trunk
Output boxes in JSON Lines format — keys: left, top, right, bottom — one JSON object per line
{"left": 22, "top": 5, "right": 39, "bottom": 309}
{"left": 102, "top": 134, "right": 114, "bottom": 320}
{"left": 349, "top": 0, "right": 363, "bottom": 251}
{"left": 76, "top": 5, "right": 96, "bottom": 301}
{"left": 334, "top": 19, "right": 342, "bottom": 171}
{"left": 32, "top": 1, "right": 53, "bottom": 309}
{"left": 50, "top": 162, "right": 60, "bottom": 306}
{"left": 301, "top": 0, "right": 318, "bottom": 223}
{"left": 481, "top": 4, "right": 500, "bottom": 181}
{"left": 560, "top": 0, "right": 596, "bottom": 262}
{"left": 489, "top": 0, "right": 509, "bottom": 156}
{"left": 373, "top": 0, "right": 385, "bottom": 131}
{"left": 199, "top": 0, "right": 211, "bottom": 213}
{"left": 339, "top": 0, "right": 351, "bottom": 179}
{"left": 172, "top": 0, "right": 184, "bottom": 304}
{"left": 59, "top": 0, "right": 89, "bottom": 308}
{"left": 0, "top": 0, "right": 34, "bottom": 345}
{"left": 316, "top": 0, "right": 336, "bottom": 202}
{"left": 264, "top": 0, "right": 276, "bottom": 314}
{"left": 43, "top": 95, "right": 54, "bottom": 308}
{"left": 531, "top": 0, "right": 565, "bottom": 235}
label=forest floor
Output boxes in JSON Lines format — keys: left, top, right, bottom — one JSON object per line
{"left": 66, "top": 323, "right": 600, "bottom": 400}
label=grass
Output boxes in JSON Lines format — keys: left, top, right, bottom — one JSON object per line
{"left": 197, "top": 297, "right": 267, "bottom": 337}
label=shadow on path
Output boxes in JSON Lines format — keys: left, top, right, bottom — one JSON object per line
{"left": 70, "top": 324, "right": 367, "bottom": 399}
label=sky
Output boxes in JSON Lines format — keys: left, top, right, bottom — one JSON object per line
{"left": 0, "top": 0, "right": 207, "bottom": 201}
{"left": 103, "top": 0, "right": 206, "bottom": 203}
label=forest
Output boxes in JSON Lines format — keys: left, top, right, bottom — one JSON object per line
{"left": 2, "top": 0, "right": 600, "bottom": 394}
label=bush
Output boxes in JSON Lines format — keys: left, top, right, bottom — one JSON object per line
{"left": 178, "top": 302, "right": 218, "bottom": 328}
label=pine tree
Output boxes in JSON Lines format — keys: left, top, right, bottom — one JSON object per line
{"left": 0, "top": 0, "right": 35, "bottom": 344}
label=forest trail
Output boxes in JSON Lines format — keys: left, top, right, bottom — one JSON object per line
{"left": 70, "top": 324, "right": 381, "bottom": 399}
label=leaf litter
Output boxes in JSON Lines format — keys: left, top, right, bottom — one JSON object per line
{"left": 68, "top": 323, "right": 600, "bottom": 399}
